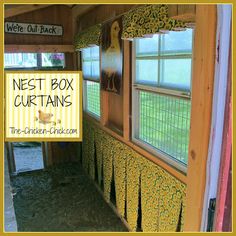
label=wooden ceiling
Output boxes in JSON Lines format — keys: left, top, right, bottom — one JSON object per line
{"left": 5, "top": 4, "right": 96, "bottom": 19}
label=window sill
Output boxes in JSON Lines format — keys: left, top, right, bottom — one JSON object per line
{"left": 132, "top": 137, "right": 187, "bottom": 174}
{"left": 83, "top": 110, "right": 100, "bottom": 121}
{"left": 105, "top": 121, "right": 123, "bottom": 137}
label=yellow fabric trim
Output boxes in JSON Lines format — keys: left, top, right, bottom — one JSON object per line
{"left": 122, "top": 5, "right": 186, "bottom": 39}
{"left": 74, "top": 24, "right": 101, "bottom": 50}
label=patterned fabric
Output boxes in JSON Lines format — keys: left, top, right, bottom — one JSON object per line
{"left": 94, "top": 128, "right": 104, "bottom": 187}
{"left": 102, "top": 134, "right": 113, "bottom": 202}
{"left": 82, "top": 119, "right": 186, "bottom": 232}
{"left": 126, "top": 151, "right": 141, "bottom": 231}
{"left": 141, "top": 158, "right": 160, "bottom": 231}
{"left": 122, "top": 4, "right": 186, "bottom": 39}
{"left": 82, "top": 122, "right": 89, "bottom": 172}
{"left": 113, "top": 140, "right": 127, "bottom": 218}
{"left": 88, "top": 126, "right": 95, "bottom": 180}
{"left": 74, "top": 24, "right": 101, "bottom": 51}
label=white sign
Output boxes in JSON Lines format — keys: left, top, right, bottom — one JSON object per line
{"left": 5, "top": 22, "right": 63, "bottom": 36}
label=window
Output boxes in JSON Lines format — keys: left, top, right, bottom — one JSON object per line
{"left": 41, "top": 53, "right": 65, "bottom": 67}
{"left": 4, "top": 53, "right": 65, "bottom": 69}
{"left": 132, "top": 29, "right": 193, "bottom": 172}
{"left": 4, "top": 53, "right": 37, "bottom": 68}
{"left": 82, "top": 46, "right": 100, "bottom": 118}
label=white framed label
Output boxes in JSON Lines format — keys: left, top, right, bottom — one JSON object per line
{"left": 5, "top": 22, "right": 63, "bottom": 36}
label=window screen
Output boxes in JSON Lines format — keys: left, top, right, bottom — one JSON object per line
{"left": 133, "top": 29, "right": 193, "bottom": 170}
{"left": 82, "top": 46, "right": 101, "bottom": 118}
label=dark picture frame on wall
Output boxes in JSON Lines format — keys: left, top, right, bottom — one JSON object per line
{"left": 101, "top": 17, "right": 123, "bottom": 94}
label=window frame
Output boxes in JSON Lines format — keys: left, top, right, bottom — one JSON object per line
{"left": 4, "top": 53, "right": 65, "bottom": 70}
{"left": 81, "top": 46, "right": 101, "bottom": 120}
{"left": 132, "top": 31, "right": 194, "bottom": 173}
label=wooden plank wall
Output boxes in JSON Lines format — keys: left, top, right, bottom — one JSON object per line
{"left": 184, "top": 5, "right": 217, "bottom": 231}
{"left": 5, "top": 5, "right": 72, "bottom": 45}
{"left": 4, "top": 5, "right": 78, "bottom": 166}
{"left": 4, "top": 5, "right": 75, "bottom": 70}
{"left": 78, "top": 5, "right": 136, "bottom": 31}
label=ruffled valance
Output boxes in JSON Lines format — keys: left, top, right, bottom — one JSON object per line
{"left": 122, "top": 5, "right": 187, "bottom": 40}
{"left": 74, "top": 24, "right": 101, "bottom": 51}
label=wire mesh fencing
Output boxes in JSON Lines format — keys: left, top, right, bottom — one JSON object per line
{"left": 137, "top": 90, "right": 191, "bottom": 164}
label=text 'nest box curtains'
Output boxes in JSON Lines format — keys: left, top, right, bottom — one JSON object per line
{"left": 122, "top": 4, "right": 187, "bottom": 39}
{"left": 74, "top": 24, "right": 101, "bottom": 51}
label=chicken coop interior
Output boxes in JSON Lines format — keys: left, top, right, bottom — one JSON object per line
{"left": 4, "top": 4, "right": 232, "bottom": 232}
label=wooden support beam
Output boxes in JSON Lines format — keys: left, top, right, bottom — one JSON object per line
{"left": 184, "top": 5, "right": 217, "bottom": 231}
{"left": 123, "top": 40, "right": 131, "bottom": 141}
{"left": 4, "top": 4, "right": 50, "bottom": 18}
{"left": 4, "top": 44, "right": 74, "bottom": 53}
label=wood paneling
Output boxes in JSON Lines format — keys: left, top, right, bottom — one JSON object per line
{"left": 168, "top": 5, "right": 178, "bottom": 17}
{"left": 169, "top": 5, "right": 196, "bottom": 22}
{"left": 5, "top": 5, "right": 72, "bottom": 45}
{"left": 71, "top": 5, "right": 97, "bottom": 38}
{"left": 100, "top": 90, "right": 109, "bottom": 126}
{"left": 5, "top": 4, "right": 50, "bottom": 18}
{"left": 108, "top": 92, "right": 123, "bottom": 132}
{"left": 78, "top": 5, "right": 136, "bottom": 31}
{"left": 49, "top": 142, "right": 80, "bottom": 165}
{"left": 64, "top": 53, "right": 76, "bottom": 70}
{"left": 4, "top": 44, "right": 74, "bottom": 53}
{"left": 184, "top": 5, "right": 217, "bottom": 231}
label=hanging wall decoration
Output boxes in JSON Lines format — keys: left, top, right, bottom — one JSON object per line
{"left": 101, "top": 17, "right": 123, "bottom": 94}
{"left": 5, "top": 22, "right": 63, "bottom": 36}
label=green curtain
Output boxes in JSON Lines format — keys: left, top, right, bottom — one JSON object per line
{"left": 74, "top": 24, "right": 101, "bottom": 51}
{"left": 122, "top": 5, "right": 187, "bottom": 40}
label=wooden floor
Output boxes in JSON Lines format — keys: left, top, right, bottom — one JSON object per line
{"left": 11, "top": 163, "right": 128, "bottom": 232}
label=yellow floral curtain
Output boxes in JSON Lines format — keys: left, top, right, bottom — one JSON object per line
{"left": 122, "top": 5, "right": 187, "bottom": 40}
{"left": 74, "top": 24, "right": 101, "bottom": 51}
{"left": 82, "top": 119, "right": 187, "bottom": 232}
